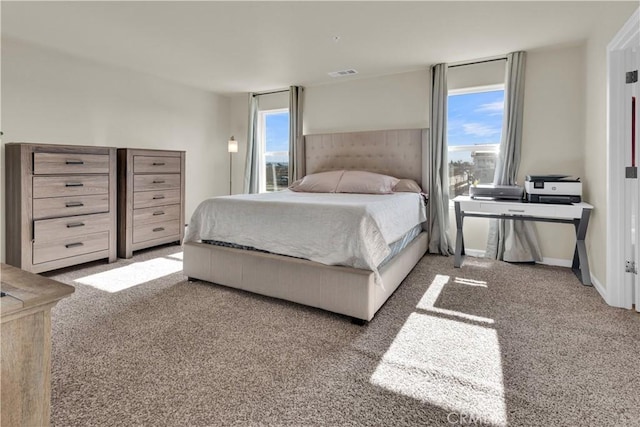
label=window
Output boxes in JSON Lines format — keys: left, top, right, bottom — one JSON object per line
{"left": 258, "top": 108, "right": 289, "bottom": 192}
{"left": 447, "top": 86, "right": 504, "bottom": 197}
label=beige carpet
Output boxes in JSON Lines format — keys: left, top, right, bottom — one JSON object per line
{"left": 46, "top": 245, "right": 640, "bottom": 426}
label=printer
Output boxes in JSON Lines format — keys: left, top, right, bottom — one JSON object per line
{"left": 524, "top": 175, "right": 582, "bottom": 204}
{"left": 469, "top": 184, "right": 524, "bottom": 200}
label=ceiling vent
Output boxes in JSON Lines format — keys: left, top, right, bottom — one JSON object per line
{"left": 328, "top": 69, "right": 358, "bottom": 78}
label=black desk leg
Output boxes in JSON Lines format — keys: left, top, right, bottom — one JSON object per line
{"left": 454, "top": 201, "right": 465, "bottom": 267}
{"left": 572, "top": 208, "right": 592, "bottom": 286}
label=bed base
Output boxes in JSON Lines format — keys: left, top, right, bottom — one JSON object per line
{"left": 183, "top": 232, "right": 427, "bottom": 322}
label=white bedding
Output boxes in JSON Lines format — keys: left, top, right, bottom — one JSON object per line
{"left": 185, "top": 190, "right": 426, "bottom": 273}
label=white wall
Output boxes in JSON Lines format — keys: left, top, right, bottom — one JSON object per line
{"left": 0, "top": 37, "right": 231, "bottom": 261}
{"left": 447, "top": 46, "right": 587, "bottom": 262}
{"left": 304, "top": 70, "right": 429, "bottom": 134}
{"left": 517, "top": 44, "right": 586, "bottom": 263}
{"left": 229, "top": 58, "right": 592, "bottom": 263}
{"left": 448, "top": 59, "right": 505, "bottom": 91}
{"left": 228, "top": 70, "right": 430, "bottom": 191}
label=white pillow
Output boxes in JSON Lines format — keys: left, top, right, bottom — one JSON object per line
{"left": 335, "top": 171, "right": 399, "bottom": 194}
{"left": 393, "top": 179, "right": 423, "bottom": 193}
{"left": 288, "top": 170, "right": 345, "bottom": 193}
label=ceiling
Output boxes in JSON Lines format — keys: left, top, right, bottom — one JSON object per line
{"left": 1, "top": 1, "right": 634, "bottom": 95}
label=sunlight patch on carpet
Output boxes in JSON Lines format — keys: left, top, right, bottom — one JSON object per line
{"left": 370, "top": 312, "right": 507, "bottom": 426}
{"left": 370, "top": 273, "right": 507, "bottom": 426}
{"left": 74, "top": 257, "right": 183, "bottom": 292}
{"left": 454, "top": 277, "right": 488, "bottom": 287}
{"left": 167, "top": 251, "right": 183, "bottom": 260}
{"left": 417, "top": 274, "right": 494, "bottom": 324}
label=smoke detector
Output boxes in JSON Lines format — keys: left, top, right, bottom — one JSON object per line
{"left": 328, "top": 69, "right": 358, "bottom": 78}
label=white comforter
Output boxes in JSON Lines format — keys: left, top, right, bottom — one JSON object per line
{"left": 185, "top": 190, "right": 426, "bottom": 272}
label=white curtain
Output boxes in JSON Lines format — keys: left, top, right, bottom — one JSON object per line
{"left": 289, "top": 86, "right": 305, "bottom": 182}
{"left": 243, "top": 94, "right": 260, "bottom": 194}
{"left": 486, "top": 51, "right": 542, "bottom": 262}
{"left": 428, "top": 63, "right": 454, "bottom": 255}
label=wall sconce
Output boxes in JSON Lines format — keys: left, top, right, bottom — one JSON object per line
{"left": 228, "top": 136, "right": 238, "bottom": 195}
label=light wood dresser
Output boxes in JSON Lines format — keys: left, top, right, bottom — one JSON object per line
{"left": 117, "top": 149, "right": 185, "bottom": 258}
{"left": 5, "top": 143, "right": 117, "bottom": 273}
{"left": 1, "top": 263, "right": 74, "bottom": 427}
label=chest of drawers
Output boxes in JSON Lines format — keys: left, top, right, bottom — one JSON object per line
{"left": 117, "top": 149, "right": 185, "bottom": 258}
{"left": 5, "top": 143, "right": 117, "bottom": 273}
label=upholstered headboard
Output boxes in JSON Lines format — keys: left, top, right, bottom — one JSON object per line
{"left": 304, "top": 128, "right": 429, "bottom": 190}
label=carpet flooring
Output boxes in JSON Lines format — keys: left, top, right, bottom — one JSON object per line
{"left": 46, "top": 245, "right": 640, "bottom": 426}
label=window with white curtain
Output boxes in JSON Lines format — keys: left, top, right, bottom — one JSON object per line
{"left": 447, "top": 85, "right": 505, "bottom": 197}
{"left": 257, "top": 108, "right": 289, "bottom": 192}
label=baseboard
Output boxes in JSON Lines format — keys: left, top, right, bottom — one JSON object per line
{"left": 463, "top": 250, "right": 572, "bottom": 268}
{"left": 539, "top": 257, "right": 572, "bottom": 268}
{"left": 464, "top": 248, "right": 486, "bottom": 258}
{"left": 464, "top": 248, "right": 610, "bottom": 305}
{"left": 589, "top": 273, "right": 609, "bottom": 304}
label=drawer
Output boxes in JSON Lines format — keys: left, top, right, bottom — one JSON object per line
{"left": 133, "top": 204, "right": 181, "bottom": 227}
{"left": 477, "top": 202, "right": 557, "bottom": 217}
{"left": 34, "top": 213, "right": 111, "bottom": 243}
{"left": 33, "top": 152, "right": 109, "bottom": 175}
{"left": 32, "top": 175, "right": 109, "bottom": 199}
{"left": 33, "top": 231, "right": 110, "bottom": 265}
{"left": 33, "top": 194, "right": 109, "bottom": 220}
{"left": 133, "top": 189, "right": 181, "bottom": 209}
{"left": 133, "top": 219, "right": 180, "bottom": 244}
{"left": 134, "top": 155, "right": 181, "bottom": 174}
{"left": 134, "top": 174, "right": 181, "bottom": 192}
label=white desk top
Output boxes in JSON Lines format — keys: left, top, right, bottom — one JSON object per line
{"left": 452, "top": 196, "right": 593, "bottom": 220}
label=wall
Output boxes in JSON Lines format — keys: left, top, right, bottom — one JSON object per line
{"left": 229, "top": 57, "right": 591, "bottom": 263}
{"left": 304, "top": 70, "right": 429, "bottom": 134}
{"left": 519, "top": 44, "right": 587, "bottom": 262}
{"left": 228, "top": 70, "right": 429, "bottom": 192}
{"left": 447, "top": 47, "right": 587, "bottom": 262}
{"left": 583, "top": 4, "right": 638, "bottom": 290}
{"left": 0, "top": 37, "right": 231, "bottom": 261}
{"left": 448, "top": 59, "right": 506, "bottom": 91}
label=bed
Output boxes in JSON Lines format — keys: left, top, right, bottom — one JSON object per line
{"left": 183, "top": 128, "right": 429, "bottom": 323}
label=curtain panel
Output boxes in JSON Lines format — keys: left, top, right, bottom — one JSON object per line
{"left": 428, "top": 63, "right": 454, "bottom": 255}
{"left": 486, "top": 51, "right": 543, "bottom": 262}
{"left": 243, "top": 94, "right": 260, "bottom": 194}
{"left": 289, "top": 86, "right": 305, "bottom": 182}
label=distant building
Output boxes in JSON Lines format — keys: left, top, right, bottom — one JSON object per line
{"left": 265, "top": 162, "right": 289, "bottom": 191}
{"left": 471, "top": 151, "right": 498, "bottom": 183}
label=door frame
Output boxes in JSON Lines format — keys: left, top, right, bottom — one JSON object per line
{"left": 607, "top": 8, "right": 640, "bottom": 308}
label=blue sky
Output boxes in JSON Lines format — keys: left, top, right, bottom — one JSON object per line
{"left": 265, "top": 91, "right": 503, "bottom": 163}
{"left": 448, "top": 90, "right": 504, "bottom": 147}
{"left": 266, "top": 111, "right": 289, "bottom": 153}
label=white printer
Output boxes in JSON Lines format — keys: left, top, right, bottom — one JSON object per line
{"left": 524, "top": 175, "right": 582, "bottom": 204}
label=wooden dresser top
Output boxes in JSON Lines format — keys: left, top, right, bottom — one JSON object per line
{"left": 1, "top": 263, "right": 75, "bottom": 319}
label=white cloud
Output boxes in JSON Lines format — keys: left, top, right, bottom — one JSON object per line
{"left": 475, "top": 101, "right": 504, "bottom": 113}
{"left": 463, "top": 123, "right": 502, "bottom": 137}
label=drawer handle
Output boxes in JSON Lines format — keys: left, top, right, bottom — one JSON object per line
{"left": 66, "top": 222, "right": 85, "bottom": 228}
{"left": 152, "top": 180, "right": 166, "bottom": 184}
{"left": 65, "top": 160, "right": 84, "bottom": 165}
{"left": 65, "top": 242, "right": 84, "bottom": 249}
{"left": 153, "top": 211, "right": 165, "bottom": 216}
{"left": 152, "top": 162, "right": 166, "bottom": 166}
{"left": 65, "top": 202, "right": 84, "bottom": 208}
{"left": 65, "top": 182, "right": 84, "bottom": 187}
{"left": 508, "top": 209, "right": 525, "bottom": 213}
{"left": 152, "top": 195, "right": 165, "bottom": 200}
{"left": 153, "top": 227, "right": 165, "bottom": 232}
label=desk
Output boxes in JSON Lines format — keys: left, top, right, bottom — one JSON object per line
{"left": 452, "top": 196, "right": 594, "bottom": 286}
{"left": 1, "top": 263, "right": 75, "bottom": 426}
